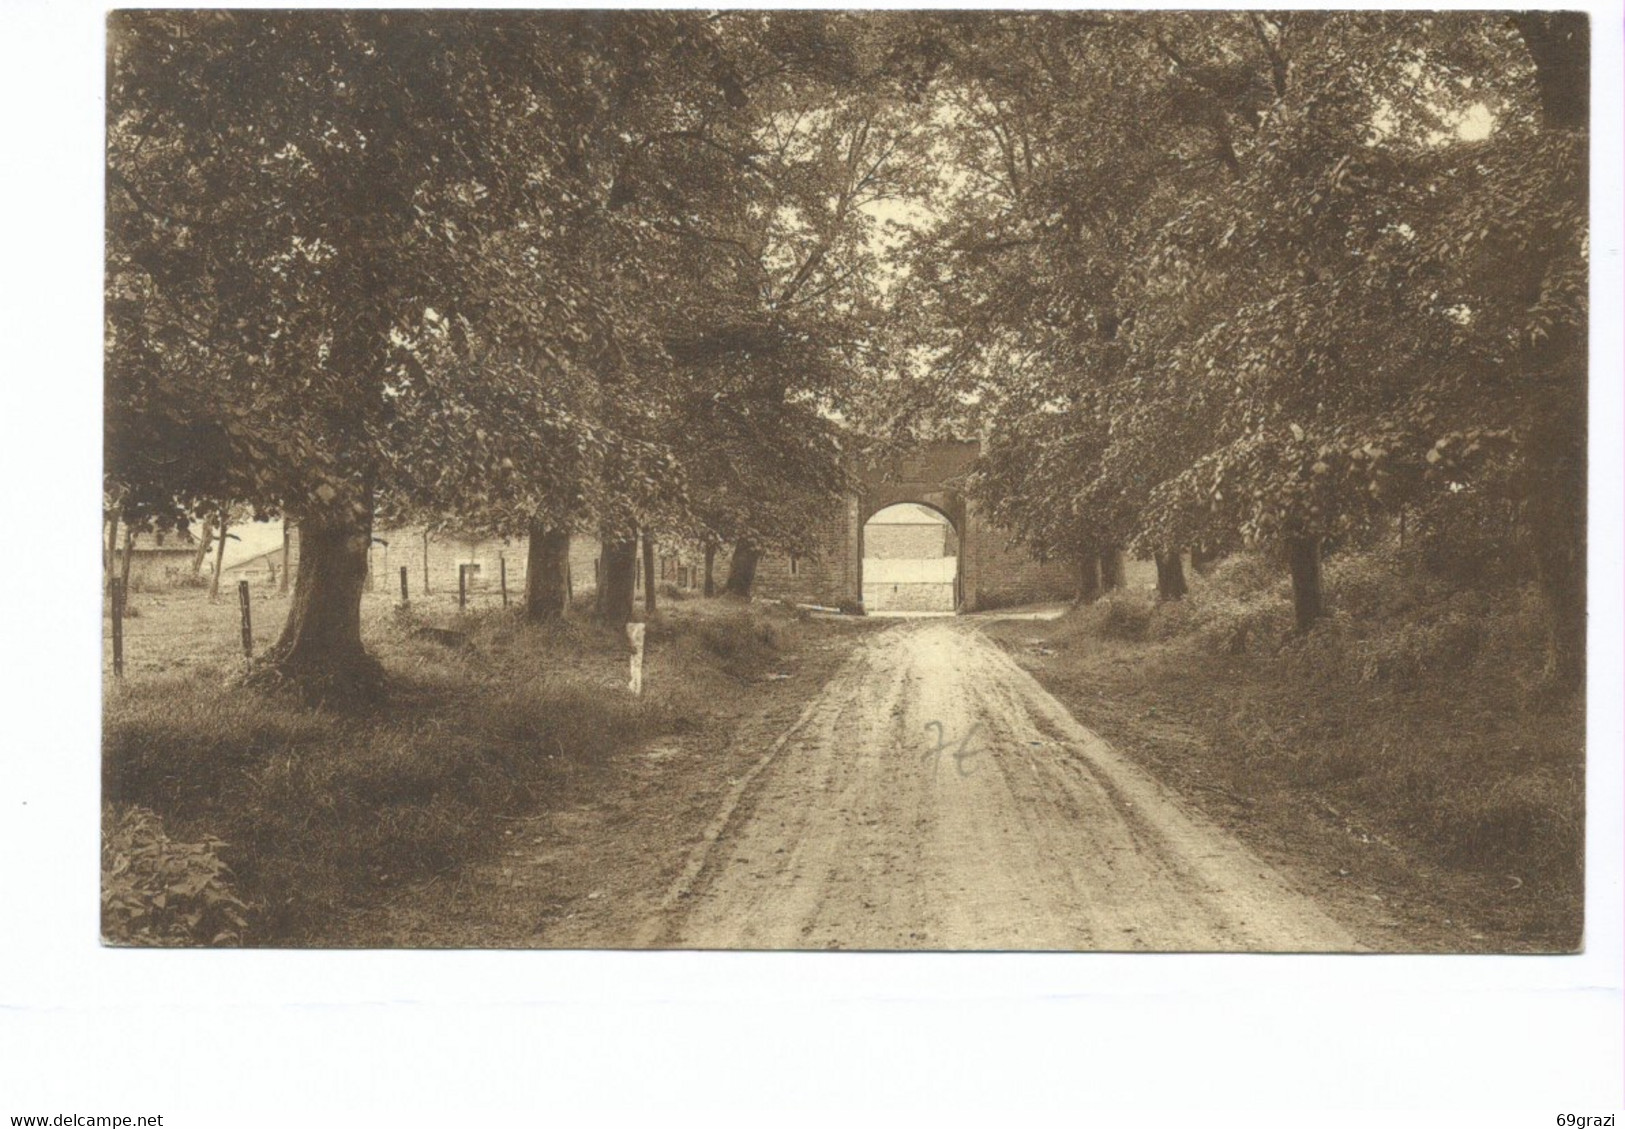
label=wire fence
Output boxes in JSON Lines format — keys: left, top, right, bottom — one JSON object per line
{"left": 103, "top": 548, "right": 709, "bottom": 680}
{"left": 101, "top": 572, "right": 535, "bottom": 680}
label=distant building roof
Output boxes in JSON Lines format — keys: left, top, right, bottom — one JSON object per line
{"left": 218, "top": 520, "right": 287, "bottom": 571}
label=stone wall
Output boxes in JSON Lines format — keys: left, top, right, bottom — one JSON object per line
{"left": 970, "top": 528, "right": 1077, "bottom": 607}
{"left": 723, "top": 496, "right": 859, "bottom": 608}
{"left": 117, "top": 549, "right": 198, "bottom": 591}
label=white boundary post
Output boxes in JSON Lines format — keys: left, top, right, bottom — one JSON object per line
{"left": 627, "top": 622, "right": 646, "bottom": 695}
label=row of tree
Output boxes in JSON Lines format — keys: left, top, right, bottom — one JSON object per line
{"left": 884, "top": 12, "right": 1588, "bottom": 688}
{"left": 106, "top": 11, "right": 936, "bottom": 693}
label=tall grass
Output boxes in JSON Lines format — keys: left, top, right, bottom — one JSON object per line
{"left": 1044, "top": 546, "right": 1584, "bottom": 943}
{"left": 103, "top": 599, "right": 801, "bottom": 944}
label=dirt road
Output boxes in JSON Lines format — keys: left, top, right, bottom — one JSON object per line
{"left": 644, "top": 619, "right": 1359, "bottom": 951}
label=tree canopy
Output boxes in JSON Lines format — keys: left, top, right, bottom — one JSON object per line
{"left": 886, "top": 11, "right": 1586, "bottom": 679}
{"left": 106, "top": 10, "right": 1589, "bottom": 689}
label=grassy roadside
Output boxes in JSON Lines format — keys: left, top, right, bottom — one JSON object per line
{"left": 102, "top": 588, "right": 864, "bottom": 946}
{"left": 984, "top": 549, "right": 1584, "bottom": 953}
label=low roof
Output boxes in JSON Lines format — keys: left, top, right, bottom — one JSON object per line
{"left": 218, "top": 520, "right": 287, "bottom": 570}
{"left": 126, "top": 531, "right": 196, "bottom": 553}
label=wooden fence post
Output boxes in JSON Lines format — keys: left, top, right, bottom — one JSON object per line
{"left": 110, "top": 578, "right": 125, "bottom": 679}
{"left": 399, "top": 566, "right": 409, "bottom": 606}
{"left": 459, "top": 563, "right": 468, "bottom": 611}
{"left": 500, "top": 554, "right": 508, "bottom": 607}
{"left": 237, "top": 580, "right": 253, "bottom": 657}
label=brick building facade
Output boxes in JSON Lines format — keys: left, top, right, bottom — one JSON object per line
{"left": 260, "top": 440, "right": 1075, "bottom": 613}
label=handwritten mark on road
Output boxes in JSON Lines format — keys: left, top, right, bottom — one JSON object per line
{"left": 923, "top": 719, "right": 984, "bottom": 777}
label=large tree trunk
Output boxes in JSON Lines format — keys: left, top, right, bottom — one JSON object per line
{"left": 1527, "top": 397, "right": 1586, "bottom": 692}
{"left": 703, "top": 541, "right": 717, "bottom": 597}
{"left": 1155, "top": 550, "right": 1188, "bottom": 601}
{"left": 1076, "top": 546, "right": 1101, "bottom": 605}
{"left": 724, "top": 541, "right": 761, "bottom": 599}
{"left": 1511, "top": 12, "right": 1589, "bottom": 133}
{"left": 642, "top": 530, "right": 657, "bottom": 617}
{"left": 524, "top": 523, "right": 571, "bottom": 621}
{"left": 1098, "top": 545, "right": 1125, "bottom": 592}
{"left": 261, "top": 508, "right": 381, "bottom": 697}
{"left": 1287, "top": 536, "right": 1324, "bottom": 633}
{"left": 1532, "top": 496, "right": 1585, "bottom": 692}
{"left": 598, "top": 525, "right": 639, "bottom": 627}
{"left": 1509, "top": 12, "right": 1587, "bottom": 693}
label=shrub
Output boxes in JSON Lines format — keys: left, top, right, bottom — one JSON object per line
{"left": 102, "top": 805, "right": 251, "bottom": 946}
{"left": 1204, "top": 551, "right": 1283, "bottom": 598}
{"left": 687, "top": 609, "right": 784, "bottom": 676}
{"left": 1090, "top": 592, "right": 1154, "bottom": 641}
{"left": 1407, "top": 488, "right": 1530, "bottom": 589}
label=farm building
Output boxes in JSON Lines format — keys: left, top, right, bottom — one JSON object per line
{"left": 218, "top": 521, "right": 295, "bottom": 589}
{"left": 864, "top": 503, "right": 959, "bottom": 559}
{"left": 109, "top": 529, "right": 202, "bottom": 591}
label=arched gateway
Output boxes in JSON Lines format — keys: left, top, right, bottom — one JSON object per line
{"left": 745, "top": 439, "right": 1075, "bottom": 612}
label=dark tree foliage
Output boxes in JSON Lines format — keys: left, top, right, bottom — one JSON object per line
{"left": 893, "top": 12, "right": 1586, "bottom": 679}
{"left": 106, "top": 11, "right": 905, "bottom": 682}
{"left": 107, "top": 11, "right": 1588, "bottom": 691}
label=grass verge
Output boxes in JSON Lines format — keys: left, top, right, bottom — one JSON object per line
{"left": 103, "top": 592, "right": 827, "bottom": 945}
{"left": 986, "top": 547, "right": 1584, "bottom": 952}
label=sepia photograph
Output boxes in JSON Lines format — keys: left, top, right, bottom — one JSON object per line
{"left": 100, "top": 7, "right": 1591, "bottom": 959}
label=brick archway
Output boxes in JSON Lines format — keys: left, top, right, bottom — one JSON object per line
{"left": 741, "top": 438, "right": 1074, "bottom": 612}
{"left": 861, "top": 498, "right": 964, "bottom": 612}
{"left": 852, "top": 440, "right": 980, "bottom": 611}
